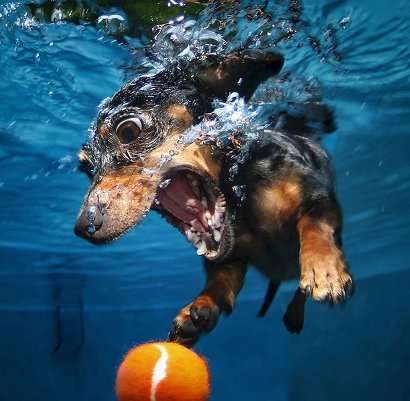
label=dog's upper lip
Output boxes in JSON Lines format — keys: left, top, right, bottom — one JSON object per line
{"left": 161, "top": 164, "right": 215, "bottom": 185}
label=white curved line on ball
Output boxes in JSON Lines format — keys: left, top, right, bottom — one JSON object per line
{"left": 151, "top": 344, "right": 168, "bottom": 401}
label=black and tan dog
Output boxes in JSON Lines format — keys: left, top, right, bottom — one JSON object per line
{"left": 74, "top": 50, "right": 352, "bottom": 345}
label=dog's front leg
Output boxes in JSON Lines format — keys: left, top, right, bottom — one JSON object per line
{"left": 297, "top": 198, "right": 353, "bottom": 303}
{"left": 169, "top": 257, "right": 248, "bottom": 346}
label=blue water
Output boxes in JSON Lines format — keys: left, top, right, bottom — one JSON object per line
{"left": 1, "top": 1, "right": 409, "bottom": 400}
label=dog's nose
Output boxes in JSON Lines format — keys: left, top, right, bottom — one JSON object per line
{"left": 74, "top": 205, "right": 104, "bottom": 240}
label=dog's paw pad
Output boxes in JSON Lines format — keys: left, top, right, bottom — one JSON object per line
{"left": 190, "top": 304, "right": 219, "bottom": 331}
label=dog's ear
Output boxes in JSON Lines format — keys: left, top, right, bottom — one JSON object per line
{"left": 270, "top": 101, "right": 336, "bottom": 137}
{"left": 195, "top": 50, "right": 284, "bottom": 100}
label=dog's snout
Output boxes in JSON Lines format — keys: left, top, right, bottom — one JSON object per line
{"left": 74, "top": 204, "right": 104, "bottom": 241}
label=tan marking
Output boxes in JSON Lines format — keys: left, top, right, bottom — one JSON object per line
{"left": 172, "top": 142, "right": 221, "bottom": 183}
{"left": 95, "top": 164, "right": 159, "bottom": 193}
{"left": 98, "top": 123, "right": 110, "bottom": 138}
{"left": 167, "top": 104, "right": 194, "bottom": 130}
{"left": 146, "top": 136, "right": 222, "bottom": 185}
{"left": 254, "top": 179, "right": 302, "bottom": 229}
{"left": 229, "top": 134, "right": 242, "bottom": 149}
{"left": 78, "top": 149, "right": 88, "bottom": 162}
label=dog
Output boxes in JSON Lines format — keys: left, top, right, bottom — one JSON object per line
{"left": 74, "top": 50, "right": 352, "bottom": 345}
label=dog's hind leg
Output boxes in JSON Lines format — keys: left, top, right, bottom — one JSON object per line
{"left": 283, "top": 287, "right": 306, "bottom": 334}
{"left": 169, "top": 257, "right": 248, "bottom": 346}
{"left": 258, "top": 281, "right": 306, "bottom": 334}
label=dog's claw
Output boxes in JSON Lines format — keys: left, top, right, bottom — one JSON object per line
{"left": 346, "top": 278, "right": 354, "bottom": 296}
{"left": 299, "top": 242, "right": 352, "bottom": 304}
{"left": 336, "top": 291, "right": 345, "bottom": 304}
{"left": 168, "top": 322, "right": 199, "bottom": 346}
{"left": 177, "top": 319, "right": 198, "bottom": 336}
{"left": 304, "top": 285, "right": 312, "bottom": 297}
{"left": 191, "top": 305, "right": 211, "bottom": 323}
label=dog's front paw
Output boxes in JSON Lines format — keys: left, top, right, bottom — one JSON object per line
{"left": 169, "top": 295, "right": 220, "bottom": 346}
{"left": 299, "top": 243, "right": 352, "bottom": 303}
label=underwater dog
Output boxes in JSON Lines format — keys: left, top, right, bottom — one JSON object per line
{"left": 74, "top": 50, "right": 352, "bottom": 345}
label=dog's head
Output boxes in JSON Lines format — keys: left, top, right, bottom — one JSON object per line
{"left": 74, "top": 50, "right": 283, "bottom": 260}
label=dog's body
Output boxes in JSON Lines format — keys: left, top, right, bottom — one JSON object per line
{"left": 75, "top": 50, "right": 352, "bottom": 345}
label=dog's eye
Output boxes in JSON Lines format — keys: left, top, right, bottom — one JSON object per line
{"left": 116, "top": 118, "right": 143, "bottom": 144}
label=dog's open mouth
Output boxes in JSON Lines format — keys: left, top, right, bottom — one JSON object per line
{"left": 153, "top": 167, "right": 230, "bottom": 260}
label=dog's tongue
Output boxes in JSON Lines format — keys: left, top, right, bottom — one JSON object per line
{"left": 157, "top": 175, "right": 208, "bottom": 231}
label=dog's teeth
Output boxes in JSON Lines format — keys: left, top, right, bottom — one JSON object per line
{"left": 186, "top": 230, "right": 196, "bottom": 242}
{"left": 213, "top": 229, "right": 221, "bottom": 242}
{"left": 214, "top": 212, "right": 224, "bottom": 228}
{"left": 196, "top": 241, "right": 207, "bottom": 256}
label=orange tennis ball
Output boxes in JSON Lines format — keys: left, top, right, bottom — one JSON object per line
{"left": 115, "top": 341, "right": 211, "bottom": 401}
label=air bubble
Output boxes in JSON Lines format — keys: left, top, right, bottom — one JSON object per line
{"left": 232, "top": 185, "right": 246, "bottom": 203}
{"left": 139, "top": 167, "right": 155, "bottom": 177}
{"left": 180, "top": 95, "right": 265, "bottom": 182}
{"left": 86, "top": 225, "right": 96, "bottom": 235}
{"left": 97, "top": 14, "right": 128, "bottom": 35}
{"left": 87, "top": 206, "right": 98, "bottom": 223}
{"left": 159, "top": 178, "right": 171, "bottom": 188}
{"left": 339, "top": 16, "right": 351, "bottom": 30}
{"left": 51, "top": 7, "right": 62, "bottom": 22}
{"left": 159, "top": 154, "right": 172, "bottom": 167}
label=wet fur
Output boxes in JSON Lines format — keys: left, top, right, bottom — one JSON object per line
{"left": 75, "top": 50, "right": 352, "bottom": 345}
